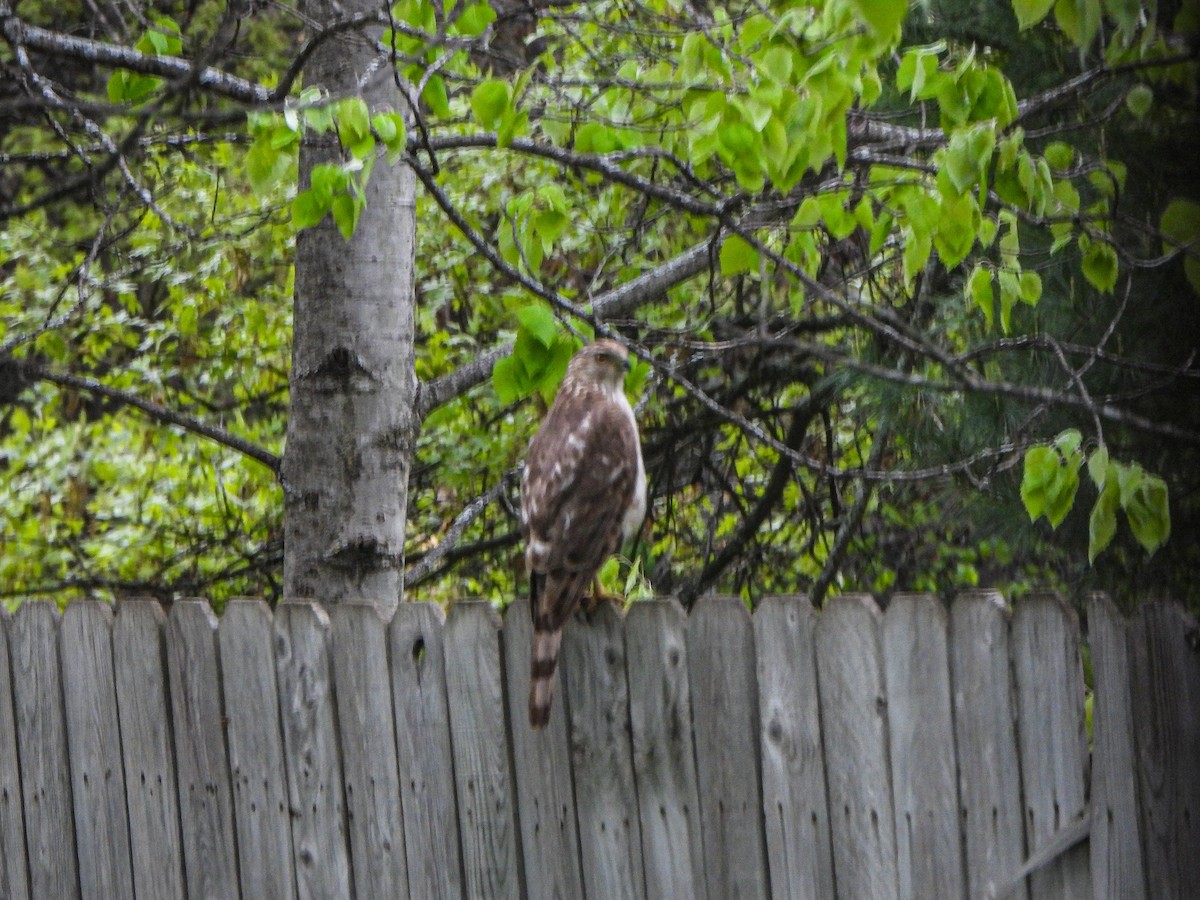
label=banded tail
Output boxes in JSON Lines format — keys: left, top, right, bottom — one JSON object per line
{"left": 528, "top": 569, "right": 590, "bottom": 728}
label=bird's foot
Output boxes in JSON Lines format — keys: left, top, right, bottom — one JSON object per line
{"left": 583, "top": 577, "right": 626, "bottom": 617}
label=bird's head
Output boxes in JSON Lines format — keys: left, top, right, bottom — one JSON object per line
{"left": 568, "top": 339, "right": 632, "bottom": 391}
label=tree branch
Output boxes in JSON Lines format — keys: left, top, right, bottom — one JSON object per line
{"left": 8, "top": 358, "right": 281, "bottom": 473}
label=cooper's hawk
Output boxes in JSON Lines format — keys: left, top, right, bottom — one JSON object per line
{"left": 520, "top": 339, "right": 647, "bottom": 728}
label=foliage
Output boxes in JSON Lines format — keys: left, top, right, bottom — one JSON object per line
{"left": 2, "top": 0, "right": 1198, "bottom": 610}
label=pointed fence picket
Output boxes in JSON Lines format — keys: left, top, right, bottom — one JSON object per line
{"left": 0, "top": 591, "right": 1194, "bottom": 899}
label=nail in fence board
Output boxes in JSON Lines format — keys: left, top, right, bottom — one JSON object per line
{"left": 816, "top": 594, "right": 899, "bottom": 900}
{"left": 563, "top": 602, "right": 646, "bottom": 900}
{"left": 0, "top": 608, "right": 31, "bottom": 900}
{"left": 1011, "top": 594, "right": 1091, "bottom": 900}
{"left": 687, "top": 596, "right": 770, "bottom": 900}
{"left": 1086, "top": 594, "right": 1146, "bottom": 900}
{"left": 1128, "top": 600, "right": 1200, "bottom": 899}
{"left": 61, "top": 602, "right": 134, "bottom": 899}
{"left": 10, "top": 602, "right": 80, "bottom": 899}
{"left": 444, "top": 601, "right": 522, "bottom": 900}
{"left": 165, "top": 600, "right": 239, "bottom": 900}
{"left": 949, "top": 591, "right": 1026, "bottom": 900}
{"left": 274, "top": 601, "right": 352, "bottom": 899}
{"left": 389, "top": 602, "right": 464, "bottom": 899}
{"left": 883, "top": 594, "right": 965, "bottom": 900}
{"left": 329, "top": 602, "right": 409, "bottom": 899}
{"left": 624, "top": 599, "right": 706, "bottom": 900}
{"left": 754, "top": 595, "right": 835, "bottom": 900}
{"left": 219, "top": 600, "right": 297, "bottom": 900}
{"left": 502, "top": 599, "right": 583, "bottom": 900}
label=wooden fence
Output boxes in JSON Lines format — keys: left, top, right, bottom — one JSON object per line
{"left": 0, "top": 591, "right": 1196, "bottom": 899}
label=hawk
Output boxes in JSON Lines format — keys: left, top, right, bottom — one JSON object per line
{"left": 520, "top": 339, "right": 647, "bottom": 728}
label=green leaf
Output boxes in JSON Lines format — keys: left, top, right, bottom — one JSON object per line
{"left": 1021, "top": 445, "right": 1058, "bottom": 521}
{"left": 292, "top": 189, "right": 331, "bottom": 230}
{"left": 471, "top": 80, "right": 512, "bottom": 130}
{"left": 847, "top": 0, "right": 909, "bottom": 35}
{"left": 453, "top": 2, "right": 497, "bottom": 36}
{"left": 1018, "top": 270, "right": 1042, "bottom": 305}
{"left": 1013, "top": 0, "right": 1056, "bottom": 29}
{"left": 1080, "top": 238, "right": 1119, "bottom": 293}
{"left": 1055, "top": 0, "right": 1102, "bottom": 46}
{"left": 1125, "top": 84, "right": 1153, "bottom": 118}
{"left": 1089, "top": 476, "right": 1119, "bottom": 562}
{"left": 515, "top": 304, "right": 558, "bottom": 348}
{"left": 330, "top": 193, "right": 362, "bottom": 240}
{"left": 1160, "top": 198, "right": 1200, "bottom": 295}
{"left": 1087, "top": 445, "right": 1109, "bottom": 488}
{"left": 1125, "top": 474, "right": 1170, "bottom": 555}
{"left": 720, "top": 235, "right": 760, "bottom": 276}
{"left": 492, "top": 355, "right": 525, "bottom": 403}
{"left": 422, "top": 75, "right": 450, "bottom": 118}
{"left": 968, "top": 264, "right": 995, "bottom": 329}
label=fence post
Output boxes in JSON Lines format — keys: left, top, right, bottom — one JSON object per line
{"left": 949, "top": 591, "right": 1026, "bottom": 900}
{"left": 625, "top": 598, "right": 706, "bottom": 899}
{"left": 1128, "top": 600, "right": 1200, "bottom": 898}
{"left": 61, "top": 602, "right": 134, "bottom": 898}
{"left": 1011, "top": 594, "right": 1090, "bottom": 900}
{"left": 883, "top": 593, "right": 964, "bottom": 899}
{"left": 754, "top": 594, "right": 835, "bottom": 900}
{"left": 0, "top": 607, "right": 32, "bottom": 900}
{"left": 816, "top": 593, "right": 899, "bottom": 900}
{"left": 688, "top": 596, "right": 771, "bottom": 900}
{"left": 220, "top": 599, "right": 297, "bottom": 900}
{"left": 10, "top": 601, "right": 81, "bottom": 899}
{"left": 563, "top": 601, "right": 646, "bottom": 900}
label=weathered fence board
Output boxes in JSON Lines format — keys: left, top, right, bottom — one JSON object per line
{"left": 1087, "top": 595, "right": 1146, "bottom": 900}
{"left": 329, "top": 602, "right": 409, "bottom": 900}
{"left": 389, "top": 602, "right": 464, "bottom": 899}
{"left": 754, "top": 595, "right": 834, "bottom": 900}
{"left": 444, "top": 601, "right": 522, "bottom": 900}
{"left": 1128, "top": 600, "right": 1200, "bottom": 898}
{"left": 949, "top": 591, "right": 1027, "bottom": 900}
{"left": 2, "top": 590, "right": 1194, "bottom": 900}
{"left": 817, "top": 594, "right": 899, "bottom": 900}
{"left": 624, "top": 598, "right": 707, "bottom": 900}
{"left": 165, "top": 600, "right": 239, "bottom": 900}
{"left": 1011, "top": 594, "right": 1091, "bottom": 900}
{"left": 562, "top": 602, "right": 646, "bottom": 900}
{"left": 10, "top": 602, "right": 80, "bottom": 899}
{"left": 219, "top": 599, "right": 297, "bottom": 900}
{"left": 0, "top": 609, "right": 31, "bottom": 900}
{"left": 502, "top": 599, "right": 582, "bottom": 900}
{"left": 113, "top": 602, "right": 187, "bottom": 900}
{"left": 61, "top": 602, "right": 134, "bottom": 899}
{"left": 275, "top": 601, "right": 351, "bottom": 900}
{"left": 883, "top": 594, "right": 964, "bottom": 900}
{"left": 688, "top": 596, "right": 771, "bottom": 900}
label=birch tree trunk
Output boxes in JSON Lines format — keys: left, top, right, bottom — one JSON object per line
{"left": 282, "top": 0, "right": 416, "bottom": 616}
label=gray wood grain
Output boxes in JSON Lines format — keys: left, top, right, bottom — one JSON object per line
{"left": 687, "top": 596, "right": 770, "bottom": 900}
{"left": 1128, "top": 600, "right": 1200, "bottom": 899}
{"left": 1086, "top": 594, "right": 1146, "bottom": 900}
{"left": 389, "top": 601, "right": 464, "bottom": 900}
{"left": 949, "top": 591, "right": 1026, "bottom": 900}
{"left": 61, "top": 602, "right": 134, "bottom": 899}
{"left": 501, "top": 599, "right": 582, "bottom": 900}
{"left": 444, "top": 601, "right": 522, "bottom": 900}
{"left": 1010, "top": 594, "right": 1091, "bottom": 900}
{"left": 882, "top": 593, "right": 964, "bottom": 900}
{"left": 329, "top": 602, "right": 408, "bottom": 899}
{"left": 624, "top": 599, "right": 706, "bottom": 900}
{"left": 815, "top": 593, "right": 899, "bottom": 900}
{"left": 562, "top": 602, "right": 646, "bottom": 900}
{"left": 113, "top": 601, "right": 187, "bottom": 900}
{"left": 753, "top": 595, "right": 834, "bottom": 900}
{"left": 0, "top": 608, "right": 31, "bottom": 900}
{"left": 165, "top": 599, "right": 240, "bottom": 900}
{"left": 10, "top": 601, "right": 80, "bottom": 899}
{"left": 219, "top": 599, "right": 296, "bottom": 900}
{"left": 274, "top": 601, "right": 352, "bottom": 900}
